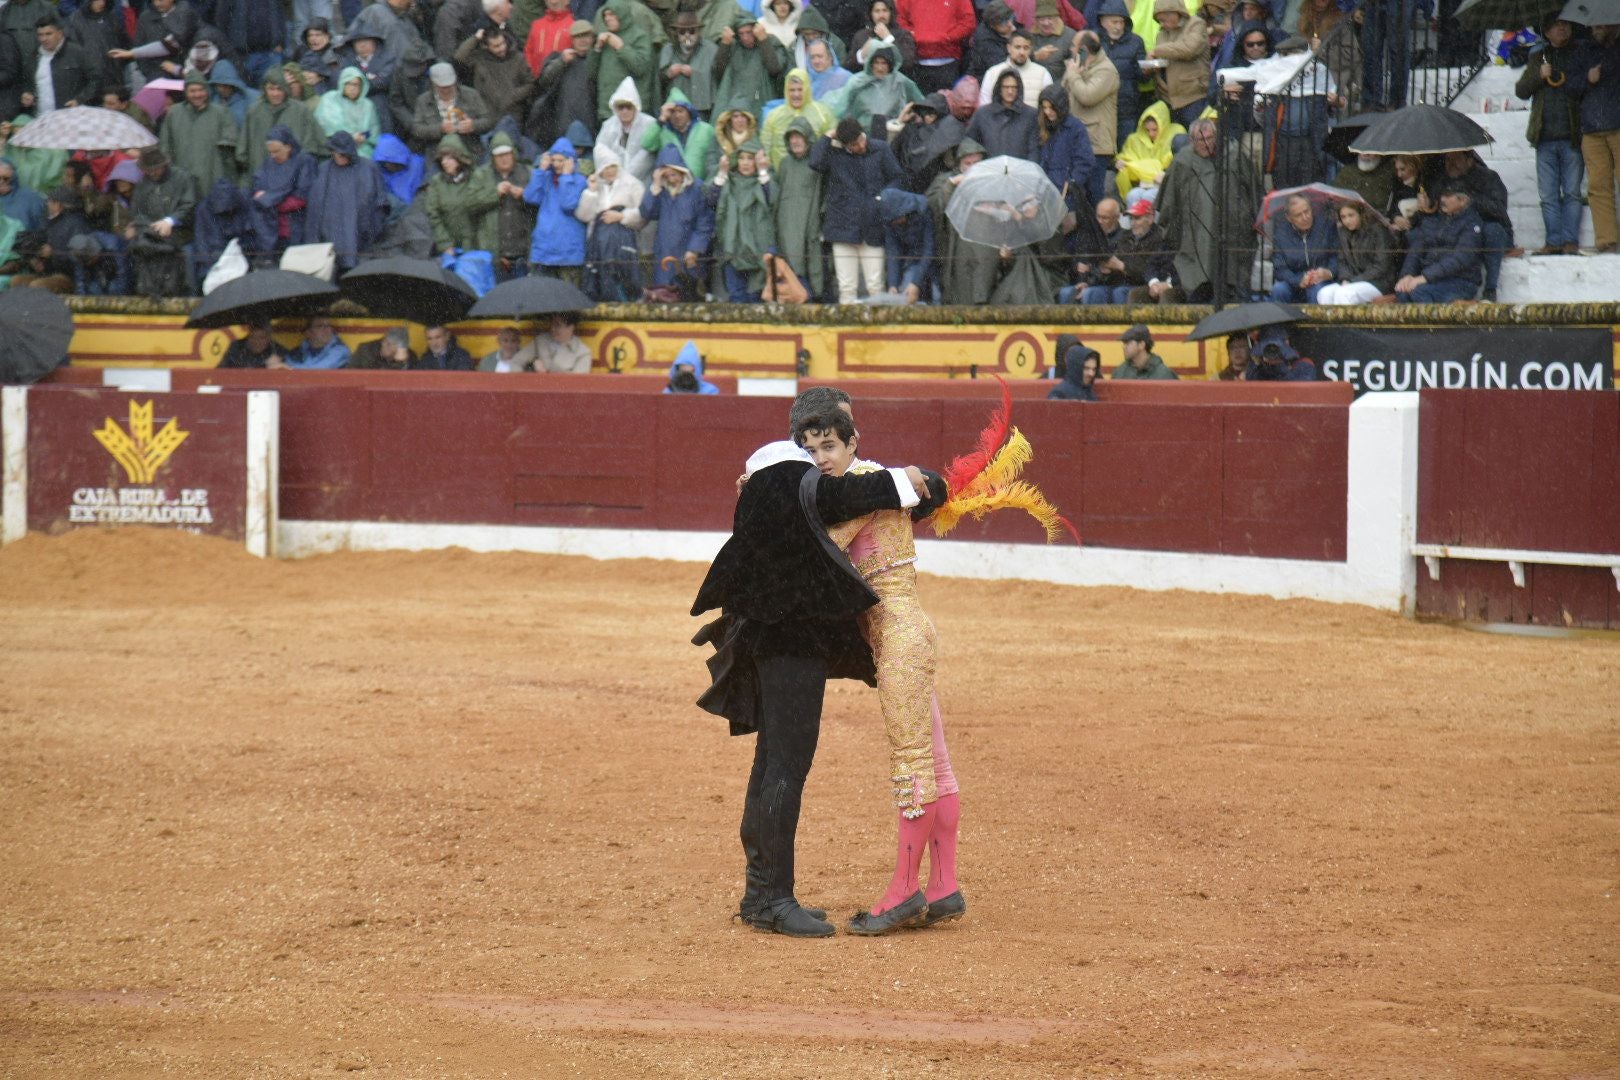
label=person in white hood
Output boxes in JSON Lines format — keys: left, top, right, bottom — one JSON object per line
{"left": 593, "top": 75, "right": 658, "bottom": 184}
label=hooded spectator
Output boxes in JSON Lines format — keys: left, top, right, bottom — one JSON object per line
{"left": 665, "top": 340, "right": 720, "bottom": 393}
{"left": 205, "top": 57, "right": 259, "bottom": 128}
{"left": 373, "top": 134, "right": 427, "bottom": 203}
{"left": 160, "top": 73, "right": 241, "bottom": 192}
{"left": 193, "top": 178, "right": 257, "bottom": 274}
{"left": 761, "top": 67, "right": 837, "bottom": 168}
{"left": 1315, "top": 199, "right": 1397, "bottom": 304}
{"left": 709, "top": 137, "right": 775, "bottom": 301}
{"left": 241, "top": 66, "right": 326, "bottom": 175}
{"left": 1157, "top": 117, "right": 1254, "bottom": 302}
{"left": 1248, "top": 325, "right": 1317, "bottom": 381}
{"left": 658, "top": 11, "right": 720, "bottom": 115}
{"left": 1113, "top": 98, "right": 1180, "bottom": 198}
{"left": 826, "top": 40, "right": 923, "bottom": 125}
{"left": 965, "top": 68, "right": 1040, "bottom": 160}
{"left": 772, "top": 116, "right": 828, "bottom": 298}
{"left": 478, "top": 130, "right": 539, "bottom": 281}
{"left": 532, "top": 19, "right": 598, "bottom": 149}
{"left": 966, "top": 1, "right": 1017, "bottom": 83}
{"left": 1048, "top": 341, "right": 1099, "bottom": 399}
{"left": 314, "top": 66, "right": 382, "bottom": 158}
{"left": 524, "top": 135, "right": 589, "bottom": 280}
{"left": 577, "top": 144, "right": 646, "bottom": 300}
{"left": 1095, "top": 0, "right": 1144, "bottom": 149}
{"left": 425, "top": 134, "right": 498, "bottom": 254}
{"left": 642, "top": 86, "right": 718, "bottom": 182}
{"left": 293, "top": 17, "right": 342, "bottom": 93}
{"left": 878, "top": 185, "right": 934, "bottom": 302}
{"left": 716, "top": 16, "right": 789, "bottom": 118}
{"left": 65, "top": 0, "right": 130, "bottom": 90}
{"left": 1147, "top": 0, "right": 1209, "bottom": 129}
{"left": 595, "top": 76, "right": 658, "bottom": 183}
{"left": 306, "top": 131, "right": 392, "bottom": 272}
{"left": 640, "top": 143, "right": 715, "bottom": 287}
{"left": 1037, "top": 83, "right": 1095, "bottom": 210}
{"left": 248, "top": 123, "right": 318, "bottom": 254}
{"left": 456, "top": 26, "right": 542, "bottom": 127}
{"left": 848, "top": 0, "right": 919, "bottom": 78}
{"left": 761, "top": 0, "right": 804, "bottom": 50}
{"left": 589, "top": 0, "right": 656, "bottom": 123}
{"left": 805, "top": 38, "right": 851, "bottom": 98}
{"left": 707, "top": 97, "right": 762, "bottom": 178}
{"left": 888, "top": 92, "right": 964, "bottom": 192}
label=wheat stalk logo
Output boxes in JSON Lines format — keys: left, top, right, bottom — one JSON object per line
{"left": 93, "top": 400, "right": 189, "bottom": 484}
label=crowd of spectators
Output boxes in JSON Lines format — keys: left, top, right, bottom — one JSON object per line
{"left": 0, "top": 0, "right": 1611, "bottom": 308}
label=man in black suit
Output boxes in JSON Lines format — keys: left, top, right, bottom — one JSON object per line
{"left": 692, "top": 387, "right": 946, "bottom": 937}
{"left": 30, "top": 17, "right": 99, "bottom": 112}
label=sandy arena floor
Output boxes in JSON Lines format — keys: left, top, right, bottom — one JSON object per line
{"left": 1, "top": 529, "right": 1616, "bottom": 1078}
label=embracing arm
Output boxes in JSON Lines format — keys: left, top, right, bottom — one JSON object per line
{"left": 815, "top": 466, "right": 926, "bottom": 523}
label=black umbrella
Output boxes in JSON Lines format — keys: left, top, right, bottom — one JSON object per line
{"left": 1558, "top": 0, "right": 1620, "bottom": 21}
{"left": 466, "top": 275, "right": 595, "bottom": 320}
{"left": 185, "top": 269, "right": 338, "bottom": 329}
{"left": 1187, "top": 301, "right": 1306, "bottom": 342}
{"left": 1348, "top": 104, "right": 1492, "bottom": 156}
{"left": 1455, "top": 0, "right": 1562, "bottom": 29}
{"left": 0, "top": 287, "right": 74, "bottom": 385}
{"left": 1324, "top": 113, "right": 1380, "bottom": 163}
{"left": 339, "top": 257, "right": 478, "bottom": 324}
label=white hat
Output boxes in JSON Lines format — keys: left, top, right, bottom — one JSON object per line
{"left": 429, "top": 62, "right": 457, "bottom": 87}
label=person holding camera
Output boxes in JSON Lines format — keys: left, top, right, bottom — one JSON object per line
{"left": 1247, "top": 326, "right": 1317, "bottom": 381}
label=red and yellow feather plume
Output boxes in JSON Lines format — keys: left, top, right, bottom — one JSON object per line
{"left": 928, "top": 379, "right": 1081, "bottom": 545}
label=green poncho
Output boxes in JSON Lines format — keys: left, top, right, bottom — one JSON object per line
{"left": 714, "top": 138, "right": 774, "bottom": 292}
{"left": 821, "top": 42, "right": 920, "bottom": 126}
{"left": 241, "top": 67, "right": 327, "bottom": 174}
{"left": 771, "top": 117, "right": 825, "bottom": 299}
{"left": 158, "top": 77, "right": 242, "bottom": 191}
{"left": 590, "top": 0, "right": 657, "bottom": 122}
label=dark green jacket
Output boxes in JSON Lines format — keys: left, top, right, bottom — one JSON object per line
{"left": 1112, "top": 352, "right": 1177, "bottom": 379}
{"left": 1515, "top": 41, "right": 1582, "bottom": 145}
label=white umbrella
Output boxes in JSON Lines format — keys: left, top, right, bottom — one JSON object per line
{"left": 945, "top": 156, "right": 1067, "bottom": 250}
{"left": 8, "top": 106, "right": 157, "bottom": 151}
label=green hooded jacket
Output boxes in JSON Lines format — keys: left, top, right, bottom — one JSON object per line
{"left": 771, "top": 116, "right": 826, "bottom": 297}
{"left": 241, "top": 66, "right": 327, "bottom": 174}
{"left": 641, "top": 86, "right": 718, "bottom": 182}
{"left": 713, "top": 16, "right": 788, "bottom": 117}
{"left": 160, "top": 74, "right": 241, "bottom": 191}
{"left": 712, "top": 136, "right": 774, "bottom": 291}
{"left": 474, "top": 130, "right": 537, "bottom": 259}
{"left": 590, "top": 0, "right": 658, "bottom": 120}
{"left": 423, "top": 134, "right": 499, "bottom": 253}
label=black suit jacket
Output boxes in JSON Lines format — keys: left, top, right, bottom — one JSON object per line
{"left": 42, "top": 41, "right": 99, "bottom": 109}
{"left": 692, "top": 459, "right": 944, "bottom": 735}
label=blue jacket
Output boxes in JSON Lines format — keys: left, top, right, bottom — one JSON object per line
{"left": 285, "top": 336, "right": 352, "bottom": 370}
{"left": 1096, "top": 0, "right": 1144, "bottom": 123}
{"left": 1037, "top": 85, "right": 1095, "bottom": 202}
{"left": 1400, "top": 205, "right": 1484, "bottom": 288}
{"left": 639, "top": 144, "right": 715, "bottom": 286}
{"left": 664, "top": 340, "right": 720, "bottom": 394}
{"left": 1271, "top": 213, "right": 1338, "bottom": 291}
{"left": 1246, "top": 326, "right": 1317, "bottom": 381}
{"left": 523, "top": 137, "right": 588, "bottom": 266}
{"left": 879, "top": 187, "right": 934, "bottom": 293}
{"left": 1571, "top": 38, "right": 1620, "bottom": 136}
{"left": 809, "top": 134, "right": 902, "bottom": 246}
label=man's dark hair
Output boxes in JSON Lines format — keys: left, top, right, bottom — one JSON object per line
{"left": 793, "top": 408, "right": 857, "bottom": 447}
{"left": 788, "top": 385, "right": 850, "bottom": 437}
{"left": 35, "top": 15, "right": 62, "bottom": 31}
{"left": 835, "top": 117, "right": 863, "bottom": 144}
{"left": 102, "top": 84, "right": 130, "bottom": 103}
{"left": 1009, "top": 28, "right": 1032, "bottom": 44}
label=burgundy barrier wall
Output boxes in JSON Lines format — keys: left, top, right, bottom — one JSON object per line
{"left": 261, "top": 388, "right": 1348, "bottom": 560}
{"left": 1416, "top": 390, "right": 1620, "bottom": 628}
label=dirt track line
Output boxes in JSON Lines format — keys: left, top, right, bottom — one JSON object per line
{"left": 420, "top": 993, "right": 1075, "bottom": 1044}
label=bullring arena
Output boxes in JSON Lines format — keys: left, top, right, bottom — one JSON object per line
{"left": 3, "top": 305, "right": 1619, "bottom": 1077}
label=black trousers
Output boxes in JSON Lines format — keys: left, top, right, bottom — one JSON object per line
{"left": 739, "top": 655, "right": 827, "bottom": 907}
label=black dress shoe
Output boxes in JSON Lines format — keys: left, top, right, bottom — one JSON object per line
{"left": 753, "top": 899, "right": 835, "bottom": 938}
{"left": 737, "top": 898, "right": 825, "bottom": 926}
{"left": 921, "top": 890, "right": 967, "bottom": 927}
{"left": 846, "top": 891, "right": 927, "bottom": 936}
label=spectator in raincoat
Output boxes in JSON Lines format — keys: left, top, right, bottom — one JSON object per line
{"left": 665, "top": 340, "right": 720, "bottom": 393}
{"left": 524, "top": 136, "right": 589, "bottom": 280}
{"left": 824, "top": 41, "right": 921, "bottom": 126}
{"left": 965, "top": 68, "right": 1039, "bottom": 160}
{"left": 805, "top": 39, "right": 851, "bottom": 98}
{"left": 248, "top": 124, "right": 317, "bottom": 255}
{"left": 577, "top": 144, "right": 646, "bottom": 300}
{"left": 642, "top": 86, "right": 719, "bottom": 182}
{"left": 373, "top": 134, "right": 427, "bottom": 204}
{"left": 715, "top": 14, "right": 789, "bottom": 117}
{"left": 425, "top": 134, "right": 498, "bottom": 254}
{"left": 761, "top": 66, "right": 836, "bottom": 167}
{"left": 241, "top": 65, "right": 326, "bottom": 176}
{"left": 595, "top": 76, "right": 658, "bottom": 184}
{"left": 314, "top": 66, "right": 382, "bottom": 159}
{"left": 589, "top": 0, "right": 655, "bottom": 123}
{"left": 1096, "top": 0, "right": 1145, "bottom": 150}
{"left": 709, "top": 137, "right": 775, "bottom": 301}
{"left": 478, "top": 130, "right": 538, "bottom": 282}
{"left": 657, "top": 11, "right": 720, "bottom": 117}
{"left": 772, "top": 116, "right": 828, "bottom": 298}
{"left": 639, "top": 143, "right": 716, "bottom": 286}
{"left": 706, "top": 97, "right": 761, "bottom": 179}
{"left": 1113, "top": 99, "right": 1181, "bottom": 199}
{"left": 1037, "top": 83, "right": 1095, "bottom": 211}
{"left": 160, "top": 73, "right": 241, "bottom": 191}
{"left": 306, "top": 131, "right": 391, "bottom": 272}
{"left": 878, "top": 185, "right": 934, "bottom": 302}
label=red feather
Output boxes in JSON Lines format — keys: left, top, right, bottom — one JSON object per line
{"left": 940, "top": 377, "right": 1014, "bottom": 497}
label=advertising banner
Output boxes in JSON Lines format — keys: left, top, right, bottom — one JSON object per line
{"left": 3, "top": 387, "right": 279, "bottom": 556}
{"left": 1290, "top": 326, "right": 1615, "bottom": 395}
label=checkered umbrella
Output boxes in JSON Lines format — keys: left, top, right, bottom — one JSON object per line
{"left": 8, "top": 106, "right": 157, "bottom": 151}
